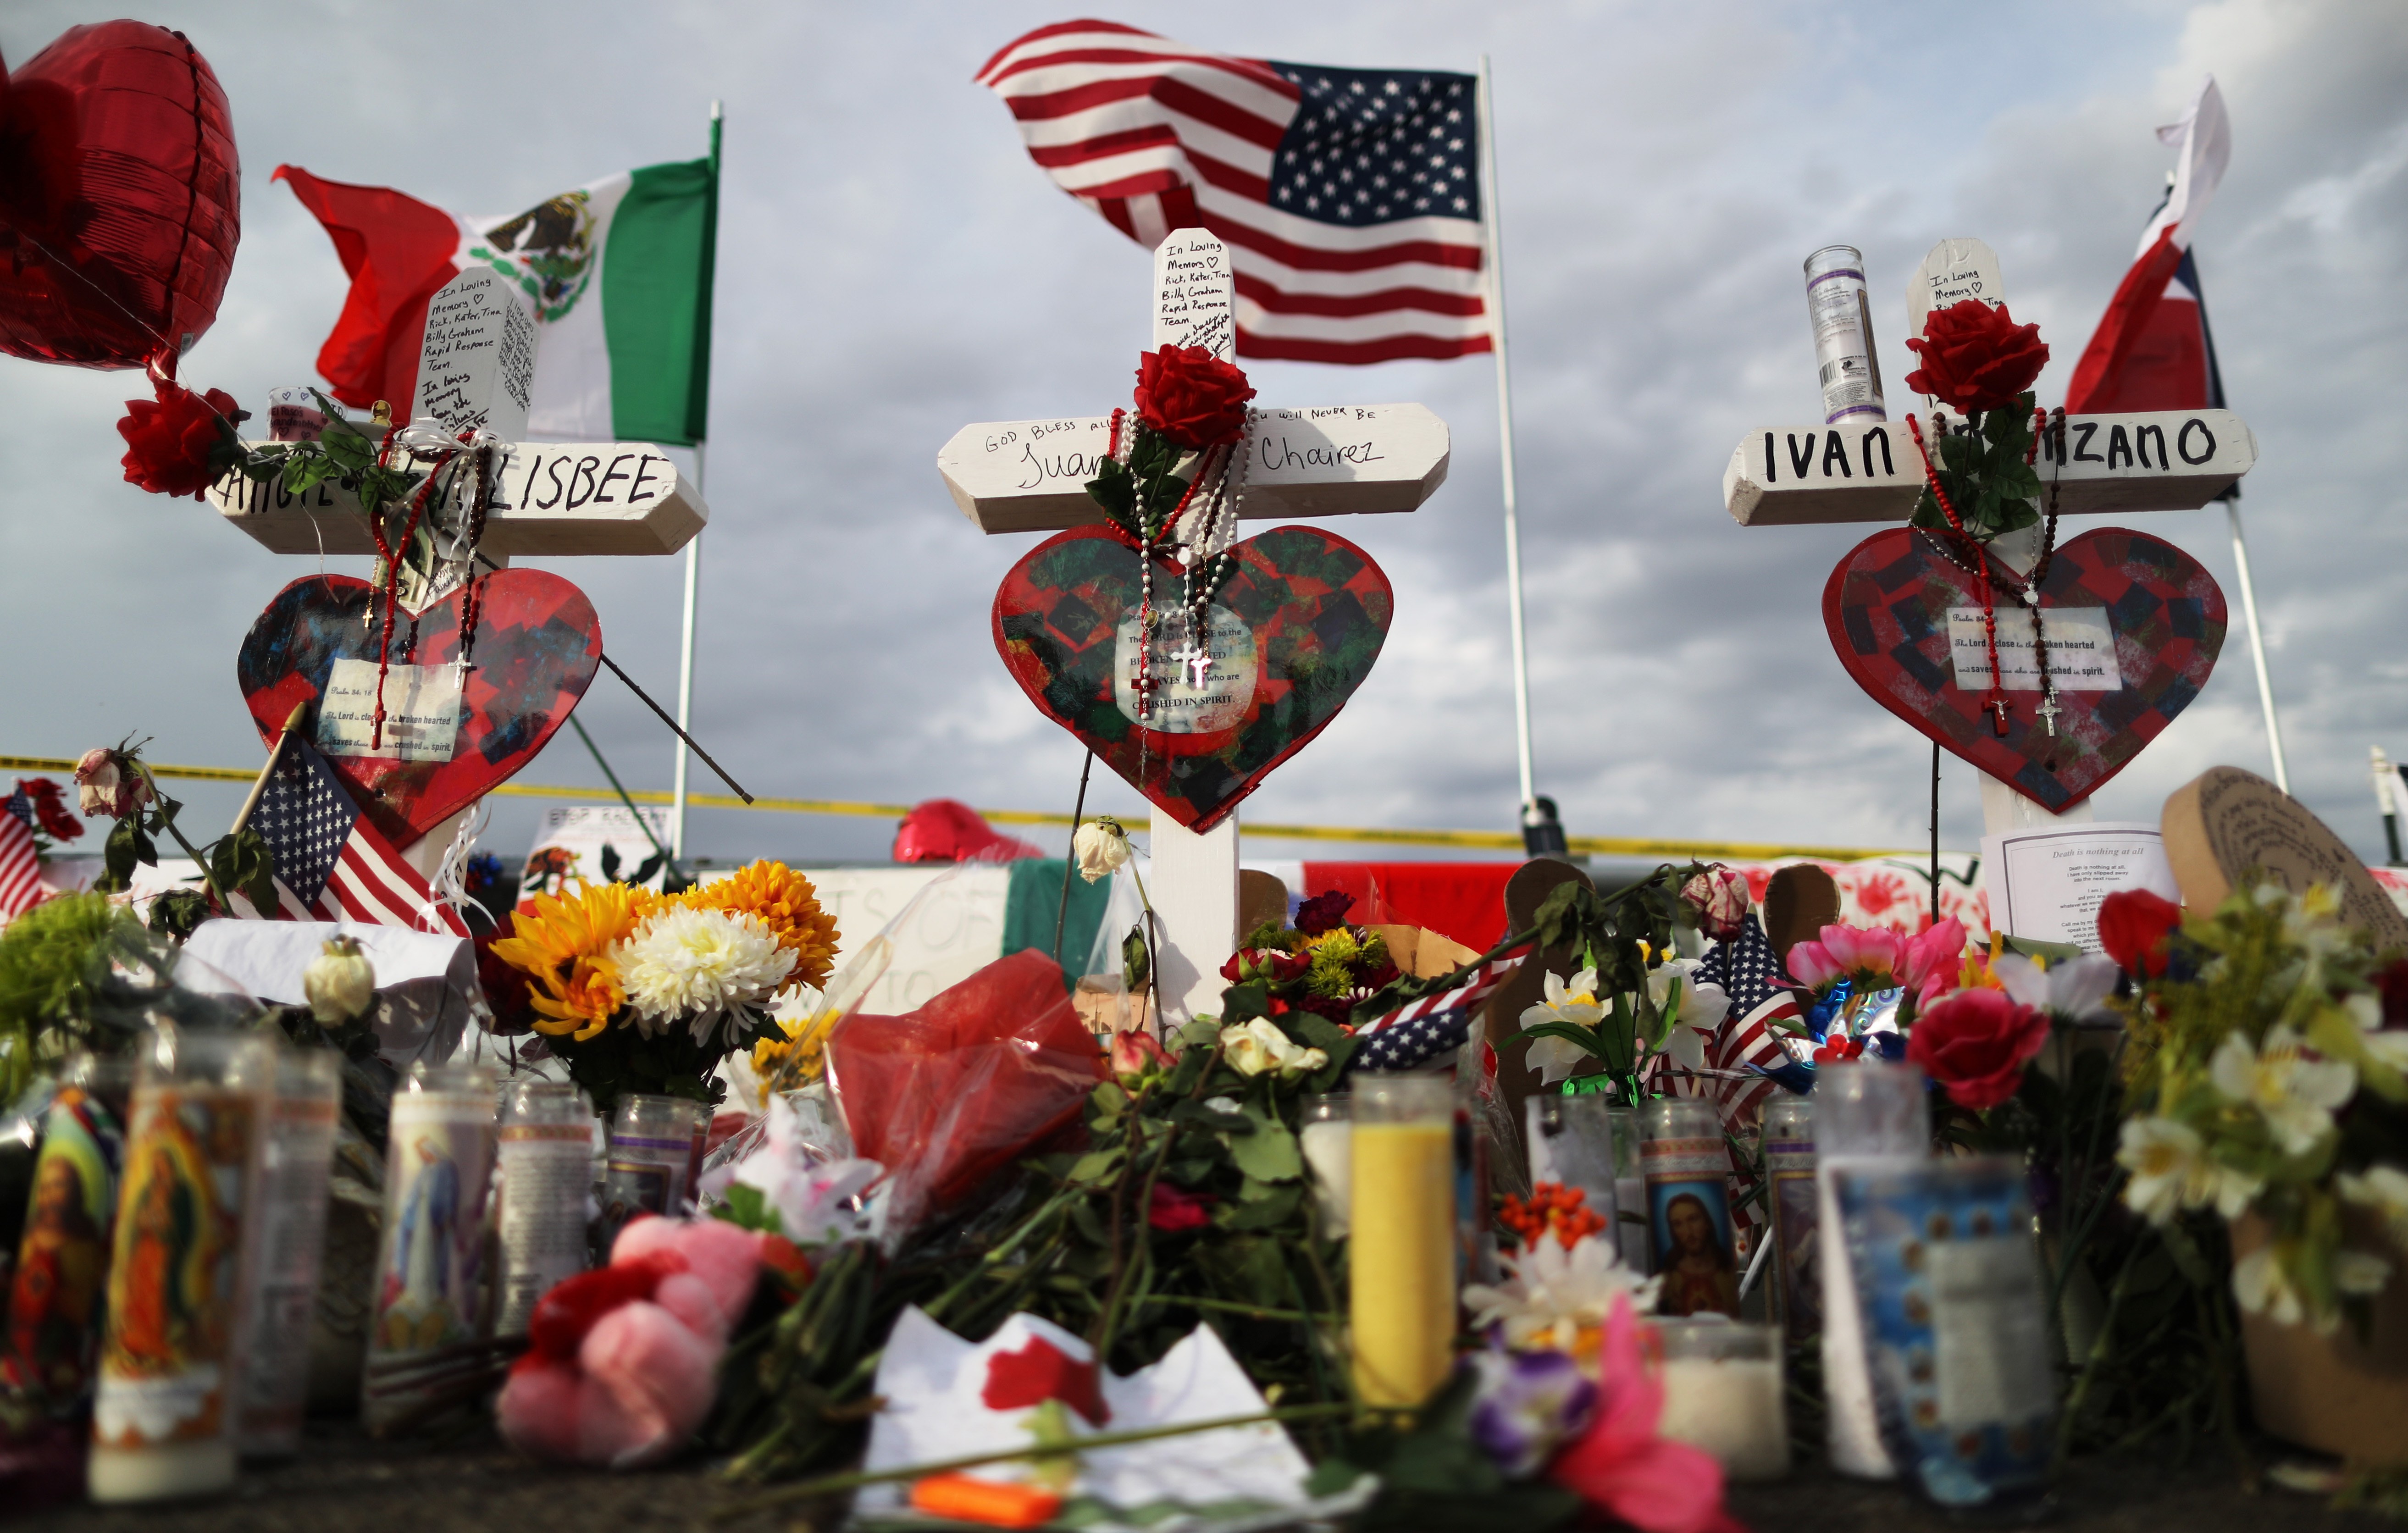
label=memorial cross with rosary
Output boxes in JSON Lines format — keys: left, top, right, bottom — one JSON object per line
{"left": 948, "top": 228, "right": 1452, "bottom": 1023}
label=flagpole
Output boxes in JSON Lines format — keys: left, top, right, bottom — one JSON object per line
{"left": 1476, "top": 56, "right": 1538, "bottom": 829}
{"left": 671, "top": 100, "right": 723, "bottom": 864}
{"left": 2225, "top": 499, "right": 2289, "bottom": 793}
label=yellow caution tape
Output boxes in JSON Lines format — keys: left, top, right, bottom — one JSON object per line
{"left": 0, "top": 754, "right": 1905, "bottom": 863}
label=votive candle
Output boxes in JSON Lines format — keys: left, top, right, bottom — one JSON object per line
{"left": 1654, "top": 1319, "right": 1789, "bottom": 1481}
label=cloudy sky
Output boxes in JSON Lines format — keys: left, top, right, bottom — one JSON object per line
{"left": 2, "top": 0, "right": 2402, "bottom": 873}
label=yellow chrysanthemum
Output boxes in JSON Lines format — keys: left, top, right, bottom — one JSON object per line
{"left": 684, "top": 860, "right": 839, "bottom": 994}
{"left": 751, "top": 1007, "right": 841, "bottom": 1095}
{"left": 490, "top": 880, "right": 662, "bottom": 1040}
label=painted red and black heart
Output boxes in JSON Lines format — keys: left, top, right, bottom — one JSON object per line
{"left": 994, "top": 526, "right": 1393, "bottom": 830}
{"left": 1822, "top": 526, "right": 2225, "bottom": 811}
{"left": 238, "top": 571, "right": 602, "bottom": 848}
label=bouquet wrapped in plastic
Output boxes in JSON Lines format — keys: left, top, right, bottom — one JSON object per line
{"left": 825, "top": 949, "right": 1103, "bottom": 1237}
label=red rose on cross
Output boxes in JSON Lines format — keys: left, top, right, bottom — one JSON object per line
{"left": 1134, "top": 344, "right": 1255, "bottom": 448}
{"left": 1904, "top": 299, "right": 2050, "bottom": 415}
{"left": 118, "top": 374, "right": 244, "bottom": 499}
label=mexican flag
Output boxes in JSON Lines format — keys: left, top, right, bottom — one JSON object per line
{"left": 275, "top": 138, "right": 717, "bottom": 445}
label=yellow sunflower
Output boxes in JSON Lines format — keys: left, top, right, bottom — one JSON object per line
{"left": 685, "top": 860, "right": 839, "bottom": 994}
{"left": 490, "top": 880, "right": 662, "bottom": 1040}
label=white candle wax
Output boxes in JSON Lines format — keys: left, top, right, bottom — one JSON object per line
{"left": 1656, "top": 1355, "right": 1790, "bottom": 1481}
{"left": 1299, "top": 1119, "right": 1351, "bottom": 1238}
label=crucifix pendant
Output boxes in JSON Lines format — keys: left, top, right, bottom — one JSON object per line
{"left": 1986, "top": 696, "right": 2013, "bottom": 736}
{"left": 1171, "top": 637, "right": 1212, "bottom": 690}
{"left": 2036, "top": 690, "right": 2060, "bottom": 737}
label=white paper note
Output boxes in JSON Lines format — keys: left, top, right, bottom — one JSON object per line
{"left": 1948, "top": 606, "right": 2120, "bottom": 691}
{"left": 1981, "top": 821, "right": 2180, "bottom": 950}
{"left": 317, "top": 658, "right": 462, "bottom": 762}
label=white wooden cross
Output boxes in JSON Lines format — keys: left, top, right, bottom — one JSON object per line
{"left": 1724, "top": 238, "right": 2260, "bottom": 836}
{"left": 947, "top": 229, "right": 1452, "bottom": 1023}
{"left": 201, "top": 266, "right": 712, "bottom": 877}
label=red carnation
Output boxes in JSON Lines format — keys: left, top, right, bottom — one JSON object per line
{"left": 1295, "top": 891, "right": 1354, "bottom": 936}
{"left": 1904, "top": 300, "right": 2050, "bottom": 414}
{"left": 1134, "top": 344, "right": 1255, "bottom": 449}
{"left": 1906, "top": 988, "right": 2050, "bottom": 1112}
{"left": 118, "top": 375, "right": 244, "bottom": 500}
{"left": 982, "top": 1335, "right": 1110, "bottom": 1426}
{"left": 2097, "top": 888, "right": 2183, "bottom": 978}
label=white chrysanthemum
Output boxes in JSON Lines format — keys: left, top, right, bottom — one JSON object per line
{"left": 1465, "top": 1232, "right": 1661, "bottom": 1354}
{"left": 2117, "top": 1114, "right": 2261, "bottom": 1223}
{"left": 615, "top": 905, "right": 797, "bottom": 1045}
{"left": 2210, "top": 1025, "right": 2356, "bottom": 1157}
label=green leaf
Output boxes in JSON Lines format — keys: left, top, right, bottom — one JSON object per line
{"left": 100, "top": 819, "right": 141, "bottom": 891}
{"left": 1220, "top": 979, "right": 1270, "bottom": 1025}
{"left": 1221, "top": 1180, "right": 1302, "bottom": 1229}
{"left": 322, "top": 428, "right": 373, "bottom": 472}
{"left": 711, "top": 1182, "right": 781, "bottom": 1233}
{"left": 1122, "top": 924, "right": 1150, "bottom": 990}
{"left": 1065, "top": 1148, "right": 1124, "bottom": 1186}
{"left": 1229, "top": 1104, "right": 1301, "bottom": 1182}
{"left": 1505, "top": 1019, "right": 1609, "bottom": 1058}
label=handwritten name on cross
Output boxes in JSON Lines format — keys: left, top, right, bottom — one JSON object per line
{"left": 207, "top": 266, "right": 708, "bottom": 559}
{"left": 1728, "top": 238, "right": 2261, "bottom": 834}
{"left": 949, "top": 229, "right": 1449, "bottom": 1024}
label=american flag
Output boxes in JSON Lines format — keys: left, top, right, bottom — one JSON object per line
{"left": 1679, "top": 913, "right": 1808, "bottom": 1128}
{"left": 237, "top": 734, "right": 467, "bottom": 935}
{"left": 977, "top": 20, "right": 1490, "bottom": 364}
{"left": 1349, "top": 951, "right": 1526, "bottom": 1073}
{"left": 0, "top": 793, "right": 44, "bottom": 919}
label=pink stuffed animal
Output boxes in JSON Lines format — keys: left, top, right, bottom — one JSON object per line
{"left": 497, "top": 1216, "right": 764, "bottom": 1467}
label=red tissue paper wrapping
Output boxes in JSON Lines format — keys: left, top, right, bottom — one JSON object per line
{"left": 826, "top": 949, "right": 1103, "bottom": 1235}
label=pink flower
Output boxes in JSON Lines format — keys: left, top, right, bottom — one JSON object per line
{"left": 1110, "top": 1028, "right": 1167, "bottom": 1081}
{"left": 1901, "top": 919, "right": 1967, "bottom": 1002}
{"left": 1785, "top": 939, "right": 1841, "bottom": 991}
{"left": 1548, "top": 1294, "right": 1738, "bottom": 1533}
{"left": 1819, "top": 924, "right": 1902, "bottom": 983}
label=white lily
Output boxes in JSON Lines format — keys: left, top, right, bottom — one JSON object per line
{"left": 1521, "top": 967, "right": 1607, "bottom": 1086}
{"left": 2117, "top": 1114, "right": 2261, "bottom": 1223}
{"left": 1644, "top": 959, "right": 1729, "bottom": 1072}
{"left": 1464, "top": 1231, "right": 1661, "bottom": 1353}
{"left": 2210, "top": 1025, "right": 2356, "bottom": 1157}
{"left": 1994, "top": 952, "right": 2121, "bottom": 1027}
{"left": 2340, "top": 1164, "right": 2408, "bottom": 1250}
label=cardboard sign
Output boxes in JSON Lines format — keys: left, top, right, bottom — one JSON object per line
{"left": 2162, "top": 767, "right": 2408, "bottom": 948}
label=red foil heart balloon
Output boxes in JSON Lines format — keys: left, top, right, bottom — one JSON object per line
{"left": 1822, "top": 526, "right": 2225, "bottom": 811}
{"left": 238, "top": 572, "right": 602, "bottom": 848}
{"left": 0, "top": 22, "right": 240, "bottom": 368}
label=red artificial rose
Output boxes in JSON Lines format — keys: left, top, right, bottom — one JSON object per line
{"left": 1904, "top": 300, "right": 2050, "bottom": 414}
{"left": 1148, "top": 1181, "right": 1212, "bottom": 1233}
{"left": 1906, "top": 988, "right": 2050, "bottom": 1111}
{"left": 117, "top": 375, "right": 244, "bottom": 500}
{"left": 982, "top": 1335, "right": 1111, "bottom": 1426}
{"left": 1134, "top": 344, "right": 1256, "bottom": 449}
{"left": 2097, "top": 888, "right": 2183, "bottom": 977}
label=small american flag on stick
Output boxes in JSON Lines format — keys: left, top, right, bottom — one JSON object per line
{"left": 977, "top": 20, "right": 1491, "bottom": 364}
{"left": 234, "top": 734, "right": 468, "bottom": 936}
{"left": 0, "top": 796, "right": 44, "bottom": 920}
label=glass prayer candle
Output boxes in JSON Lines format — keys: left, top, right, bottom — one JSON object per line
{"left": 238, "top": 1049, "right": 342, "bottom": 1458}
{"left": 493, "top": 1080, "right": 596, "bottom": 1336}
{"left": 362, "top": 1061, "right": 497, "bottom": 1437}
{"left": 5, "top": 1054, "right": 133, "bottom": 1417}
{"left": 1813, "top": 1060, "right": 1928, "bottom": 1480}
{"left": 1606, "top": 1098, "right": 1648, "bottom": 1273}
{"left": 1804, "top": 244, "right": 1886, "bottom": 425}
{"left": 600, "top": 1094, "right": 706, "bottom": 1253}
{"left": 89, "top": 1027, "right": 277, "bottom": 1504}
{"left": 1654, "top": 1318, "right": 1790, "bottom": 1481}
{"left": 1298, "top": 1093, "right": 1351, "bottom": 1240}
{"left": 1525, "top": 1093, "right": 1620, "bottom": 1245}
{"left": 1349, "top": 1074, "right": 1455, "bottom": 1407}
{"left": 1640, "top": 1098, "right": 1741, "bottom": 1317}
{"left": 1761, "top": 1094, "right": 1819, "bottom": 1343}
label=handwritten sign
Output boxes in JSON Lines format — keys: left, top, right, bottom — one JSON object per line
{"left": 1948, "top": 606, "right": 2119, "bottom": 690}
{"left": 1981, "top": 821, "right": 2178, "bottom": 950}
{"left": 318, "top": 659, "right": 461, "bottom": 762}
{"left": 1111, "top": 604, "right": 1256, "bottom": 731}
{"left": 1152, "top": 228, "right": 1235, "bottom": 361}
{"left": 1720, "top": 409, "right": 2257, "bottom": 525}
{"left": 2162, "top": 767, "right": 2408, "bottom": 948}
{"left": 1906, "top": 237, "right": 2007, "bottom": 342}
{"left": 412, "top": 267, "right": 536, "bottom": 442}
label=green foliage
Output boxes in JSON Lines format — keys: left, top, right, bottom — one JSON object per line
{"left": 542, "top": 1008, "right": 771, "bottom": 1118}
{"left": 1310, "top": 1367, "right": 1583, "bottom": 1531}
{"left": 1908, "top": 395, "right": 2045, "bottom": 542}
{"left": 0, "top": 893, "right": 141, "bottom": 1101}
{"left": 1079, "top": 420, "right": 1196, "bottom": 546}
{"left": 231, "top": 393, "right": 426, "bottom": 523}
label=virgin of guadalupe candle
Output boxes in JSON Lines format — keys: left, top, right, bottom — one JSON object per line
{"left": 4, "top": 1056, "right": 131, "bottom": 1413}
{"left": 89, "top": 1029, "right": 276, "bottom": 1504}
{"left": 1762, "top": 1095, "right": 1820, "bottom": 1341}
{"left": 238, "top": 1050, "right": 342, "bottom": 1457}
{"left": 1640, "top": 1098, "right": 1740, "bottom": 1317}
{"left": 1654, "top": 1319, "right": 1789, "bottom": 1481}
{"left": 361, "top": 1061, "right": 496, "bottom": 1437}
{"left": 493, "top": 1081, "right": 595, "bottom": 1336}
{"left": 1349, "top": 1074, "right": 1455, "bottom": 1407}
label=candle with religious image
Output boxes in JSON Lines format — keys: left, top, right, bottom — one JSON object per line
{"left": 1639, "top": 1098, "right": 1741, "bottom": 1318}
{"left": 4, "top": 1055, "right": 133, "bottom": 1415}
{"left": 599, "top": 1093, "right": 705, "bottom": 1252}
{"left": 1762, "top": 1094, "right": 1820, "bottom": 1342}
{"left": 238, "top": 1050, "right": 342, "bottom": 1457}
{"left": 1348, "top": 1074, "right": 1455, "bottom": 1407}
{"left": 361, "top": 1061, "right": 497, "bottom": 1437}
{"left": 493, "top": 1080, "right": 596, "bottom": 1336}
{"left": 88, "top": 1029, "right": 277, "bottom": 1504}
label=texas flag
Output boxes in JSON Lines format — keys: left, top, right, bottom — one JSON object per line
{"left": 2065, "top": 77, "right": 2232, "bottom": 413}
{"left": 275, "top": 148, "right": 716, "bottom": 445}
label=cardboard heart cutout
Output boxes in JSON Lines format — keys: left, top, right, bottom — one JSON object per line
{"left": 994, "top": 526, "right": 1393, "bottom": 830}
{"left": 239, "top": 572, "right": 602, "bottom": 848}
{"left": 0, "top": 22, "right": 241, "bottom": 367}
{"left": 1822, "top": 526, "right": 2225, "bottom": 811}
